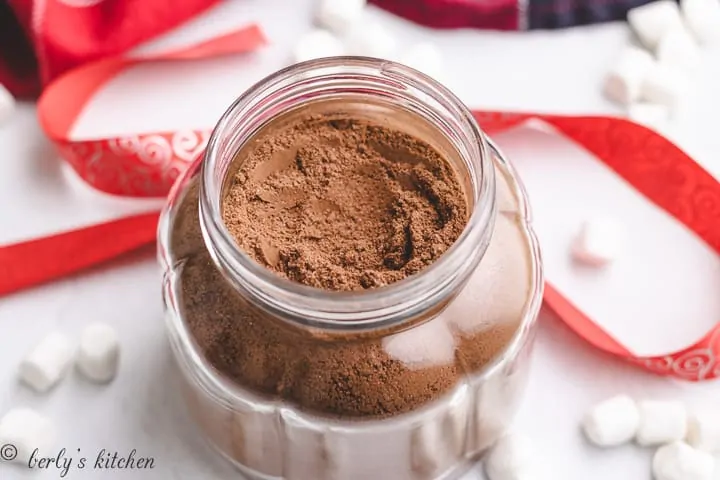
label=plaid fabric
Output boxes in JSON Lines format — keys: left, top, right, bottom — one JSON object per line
{"left": 0, "top": 0, "right": 220, "bottom": 98}
{"left": 528, "top": 0, "right": 656, "bottom": 28}
{"left": 0, "top": 0, "right": 38, "bottom": 97}
{"left": 369, "top": 0, "right": 521, "bottom": 30}
{"left": 372, "top": 0, "right": 664, "bottom": 29}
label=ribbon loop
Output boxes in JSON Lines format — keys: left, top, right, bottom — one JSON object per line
{"left": 37, "top": 25, "right": 265, "bottom": 197}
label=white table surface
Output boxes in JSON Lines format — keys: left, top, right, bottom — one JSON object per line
{"left": 2, "top": 1, "right": 720, "bottom": 479}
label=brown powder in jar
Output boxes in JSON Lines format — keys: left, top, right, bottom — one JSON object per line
{"left": 220, "top": 115, "right": 468, "bottom": 290}
{"left": 173, "top": 181, "right": 460, "bottom": 418}
{"left": 171, "top": 110, "right": 525, "bottom": 419}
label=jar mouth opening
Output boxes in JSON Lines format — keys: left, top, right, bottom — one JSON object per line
{"left": 200, "top": 57, "right": 496, "bottom": 331}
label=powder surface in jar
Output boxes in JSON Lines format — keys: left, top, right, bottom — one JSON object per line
{"left": 173, "top": 182, "right": 464, "bottom": 418}
{"left": 221, "top": 115, "right": 468, "bottom": 291}
{"left": 169, "top": 107, "right": 532, "bottom": 421}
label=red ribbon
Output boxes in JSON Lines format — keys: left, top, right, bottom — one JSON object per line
{"left": 4, "top": 24, "right": 720, "bottom": 382}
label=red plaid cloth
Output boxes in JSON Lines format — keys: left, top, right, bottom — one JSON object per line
{"left": 370, "top": 0, "right": 658, "bottom": 29}
{"left": 0, "top": 0, "right": 660, "bottom": 97}
{"left": 0, "top": 0, "right": 219, "bottom": 98}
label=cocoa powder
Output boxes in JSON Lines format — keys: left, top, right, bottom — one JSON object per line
{"left": 221, "top": 115, "right": 468, "bottom": 290}
{"left": 171, "top": 110, "right": 522, "bottom": 419}
{"left": 173, "top": 181, "right": 461, "bottom": 417}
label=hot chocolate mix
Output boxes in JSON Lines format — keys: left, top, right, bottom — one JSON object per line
{"left": 171, "top": 109, "right": 526, "bottom": 419}
{"left": 221, "top": 115, "right": 468, "bottom": 290}
{"left": 174, "top": 183, "right": 464, "bottom": 418}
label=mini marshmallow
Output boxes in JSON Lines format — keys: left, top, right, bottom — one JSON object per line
{"left": 315, "top": 0, "right": 366, "bottom": 34}
{"left": 484, "top": 432, "right": 536, "bottom": 480}
{"left": 627, "top": 0, "right": 685, "bottom": 50}
{"left": 571, "top": 218, "right": 623, "bottom": 267}
{"left": 0, "top": 408, "right": 56, "bottom": 464}
{"left": 0, "top": 84, "right": 15, "bottom": 126}
{"left": 76, "top": 323, "right": 120, "bottom": 383}
{"left": 636, "top": 400, "right": 688, "bottom": 446}
{"left": 603, "top": 46, "right": 655, "bottom": 106}
{"left": 688, "top": 411, "right": 720, "bottom": 453}
{"left": 18, "top": 332, "right": 74, "bottom": 393}
{"left": 344, "top": 22, "right": 397, "bottom": 59}
{"left": 657, "top": 27, "right": 701, "bottom": 72}
{"left": 293, "top": 29, "right": 346, "bottom": 64}
{"left": 399, "top": 42, "right": 445, "bottom": 83}
{"left": 582, "top": 395, "right": 640, "bottom": 447}
{"left": 628, "top": 103, "right": 670, "bottom": 130}
{"left": 640, "top": 63, "right": 690, "bottom": 111}
{"left": 681, "top": 0, "right": 720, "bottom": 44}
{"left": 653, "top": 441, "right": 714, "bottom": 480}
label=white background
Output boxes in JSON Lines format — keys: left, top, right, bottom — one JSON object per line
{"left": 2, "top": 0, "right": 720, "bottom": 478}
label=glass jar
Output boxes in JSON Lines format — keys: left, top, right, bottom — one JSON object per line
{"left": 158, "top": 58, "right": 543, "bottom": 480}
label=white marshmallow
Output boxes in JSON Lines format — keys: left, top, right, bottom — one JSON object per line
{"left": 681, "top": 0, "right": 720, "bottom": 44}
{"left": 18, "top": 332, "right": 74, "bottom": 393}
{"left": 571, "top": 218, "right": 623, "bottom": 267}
{"left": 640, "top": 63, "right": 690, "bottom": 111}
{"left": 627, "top": 0, "right": 685, "bottom": 50}
{"left": 0, "top": 408, "right": 56, "bottom": 464}
{"left": 628, "top": 102, "right": 670, "bottom": 130}
{"left": 484, "top": 433, "right": 537, "bottom": 480}
{"left": 637, "top": 400, "right": 688, "bottom": 446}
{"left": 603, "top": 46, "right": 655, "bottom": 106}
{"left": 399, "top": 42, "right": 445, "bottom": 83}
{"left": 344, "top": 22, "right": 397, "bottom": 59}
{"left": 315, "top": 0, "right": 366, "bottom": 34}
{"left": 653, "top": 441, "right": 714, "bottom": 480}
{"left": 688, "top": 411, "right": 720, "bottom": 453}
{"left": 293, "top": 29, "right": 346, "bottom": 64}
{"left": 657, "top": 26, "right": 701, "bottom": 72}
{"left": 76, "top": 323, "right": 120, "bottom": 383}
{"left": 0, "top": 85, "right": 16, "bottom": 126}
{"left": 582, "top": 395, "right": 640, "bottom": 447}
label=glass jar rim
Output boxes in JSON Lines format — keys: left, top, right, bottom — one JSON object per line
{"left": 199, "top": 57, "right": 496, "bottom": 332}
